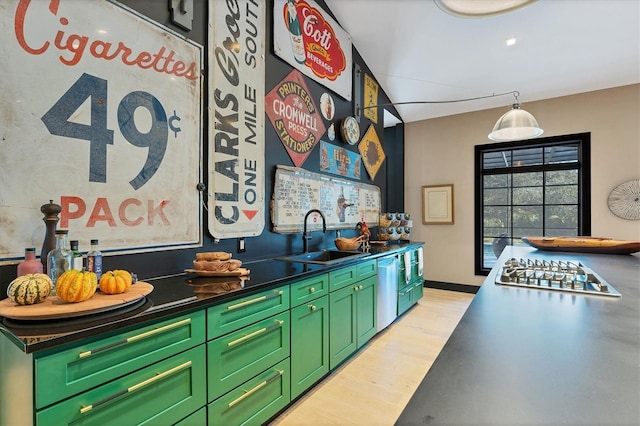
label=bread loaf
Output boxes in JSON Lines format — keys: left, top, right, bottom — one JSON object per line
{"left": 193, "top": 259, "right": 242, "bottom": 272}
{"left": 195, "top": 252, "right": 232, "bottom": 261}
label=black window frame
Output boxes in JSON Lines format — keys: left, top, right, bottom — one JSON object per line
{"left": 474, "top": 132, "right": 591, "bottom": 275}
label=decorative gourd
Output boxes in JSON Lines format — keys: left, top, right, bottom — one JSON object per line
{"left": 56, "top": 269, "right": 97, "bottom": 303}
{"left": 99, "top": 270, "right": 133, "bottom": 295}
{"left": 7, "top": 273, "right": 52, "bottom": 305}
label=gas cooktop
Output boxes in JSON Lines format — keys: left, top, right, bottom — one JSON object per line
{"left": 496, "top": 257, "right": 621, "bottom": 297}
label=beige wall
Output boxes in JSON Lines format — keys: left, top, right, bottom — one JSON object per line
{"left": 405, "top": 84, "right": 640, "bottom": 286}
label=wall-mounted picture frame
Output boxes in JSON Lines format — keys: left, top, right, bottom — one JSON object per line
{"left": 422, "top": 184, "right": 454, "bottom": 224}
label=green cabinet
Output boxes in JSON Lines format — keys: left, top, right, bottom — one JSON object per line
{"left": 290, "top": 294, "right": 329, "bottom": 398}
{"left": 355, "top": 275, "right": 377, "bottom": 346}
{"left": 398, "top": 248, "right": 424, "bottom": 316}
{"left": 207, "top": 358, "right": 290, "bottom": 426}
{"left": 207, "top": 312, "right": 290, "bottom": 402}
{"left": 329, "top": 265, "right": 377, "bottom": 370}
{"left": 35, "top": 311, "right": 205, "bottom": 410}
{"left": 36, "top": 345, "right": 206, "bottom": 425}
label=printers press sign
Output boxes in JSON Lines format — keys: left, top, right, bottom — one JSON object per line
{"left": 0, "top": 0, "right": 203, "bottom": 261}
{"left": 273, "top": 0, "right": 352, "bottom": 101}
{"left": 207, "top": 0, "right": 266, "bottom": 239}
{"left": 266, "top": 69, "right": 326, "bottom": 168}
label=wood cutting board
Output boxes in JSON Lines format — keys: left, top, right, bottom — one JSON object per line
{"left": 0, "top": 281, "right": 153, "bottom": 320}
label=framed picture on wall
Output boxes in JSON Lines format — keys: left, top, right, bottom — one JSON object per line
{"left": 422, "top": 184, "right": 454, "bottom": 224}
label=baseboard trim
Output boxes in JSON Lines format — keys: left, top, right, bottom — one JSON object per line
{"left": 424, "top": 280, "right": 479, "bottom": 294}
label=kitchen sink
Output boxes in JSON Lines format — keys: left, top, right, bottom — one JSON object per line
{"left": 277, "top": 250, "right": 369, "bottom": 265}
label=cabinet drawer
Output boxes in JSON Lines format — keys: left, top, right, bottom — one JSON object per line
{"left": 356, "top": 259, "right": 377, "bottom": 280}
{"left": 35, "top": 311, "right": 206, "bottom": 409}
{"left": 290, "top": 273, "right": 328, "bottom": 307}
{"left": 398, "top": 285, "right": 413, "bottom": 316}
{"left": 36, "top": 345, "right": 206, "bottom": 426}
{"left": 411, "top": 281, "right": 424, "bottom": 304}
{"left": 329, "top": 266, "right": 357, "bottom": 292}
{"left": 207, "top": 286, "right": 289, "bottom": 340}
{"left": 208, "top": 312, "right": 290, "bottom": 402}
{"left": 208, "top": 358, "right": 290, "bottom": 426}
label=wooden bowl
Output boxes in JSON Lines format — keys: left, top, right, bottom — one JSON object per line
{"left": 335, "top": 238, "right": 362, "bottom": 251}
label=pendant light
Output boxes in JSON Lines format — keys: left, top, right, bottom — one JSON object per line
{"left": 488, "top": 94, "right": 543, "bottom": 141}
{"left": 357, "top": 90, "right": 544, "bottom": 142}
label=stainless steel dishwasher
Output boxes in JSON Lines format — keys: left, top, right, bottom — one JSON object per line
{"left": 377, "top": 255, "right": 399, "bottom": 331}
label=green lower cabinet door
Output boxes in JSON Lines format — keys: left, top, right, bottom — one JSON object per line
{"left": 329, "top": 285, "right": 357, "bottom": 370}
{"left": 208, "top": 358, "right": 290, "bottom": 426}
{"left": 36, "top": 345, "right": 206, "bottom": 426}
{"left": 398, "top": 285, "right": 413, "bottom": 316}
{"left": 355, "top": 276, "right": 377, "bottom": 348}
{"left": 411, "top": 280, "right": 424, "bottom": 304}
{"left": 290, "top": 295, "right": 329, "bottom": 399}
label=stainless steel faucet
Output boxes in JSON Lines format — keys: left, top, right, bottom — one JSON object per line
{"left": 303, "top": 209, "right": 326, "bottom": 253}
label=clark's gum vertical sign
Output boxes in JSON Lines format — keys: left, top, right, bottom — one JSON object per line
{"left": 208, "top": 0, "right": 266, "bottom": 239}
{"left": 273, "top": 0, "right": 352, "bottom": 101}
{"left": 0, "top": 0, "right": 203, "bottom": 260}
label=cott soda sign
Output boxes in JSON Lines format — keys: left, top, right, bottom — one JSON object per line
{"left": 273, "top": 0, "right": 352, "bottom": 101}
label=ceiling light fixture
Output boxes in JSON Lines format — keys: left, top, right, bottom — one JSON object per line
{"left": 506, "top": 37, "right": 517, "bottom": 46}
{"left": 358, "top": 91, "right": 543, "bottom": 142}
{"left": 488, "top": 94, "right": 543, "bottom": 141}
{"left": 434, "top": 0, "right": 538, "bottom": 18}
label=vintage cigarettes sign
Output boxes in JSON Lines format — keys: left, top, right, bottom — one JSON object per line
{"left": 0, "top": 0, "right": 203, "bottom": 261}
{"left": 208, "top": 0, "right": 266, "bottom": 239}
{"left": 273, "top": 0, "right": 352, "bottom": 101}
{"left": 266, "top": 69, "right": 326, "bottom": 168}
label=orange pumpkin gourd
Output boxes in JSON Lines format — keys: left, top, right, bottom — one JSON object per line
{"left": 56, "top": 269, "right": 97, "bottom": 303}
{"left": 99, "top": 270, "right": 133, "bottom": 295}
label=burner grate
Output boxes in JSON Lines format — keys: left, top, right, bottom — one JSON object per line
{"left": 496, "top": 258, "right": 621, "bottom": 297}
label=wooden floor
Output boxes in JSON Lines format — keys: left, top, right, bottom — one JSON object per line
{"left": 270, "top": 288, "right": 475, "bottom": 425}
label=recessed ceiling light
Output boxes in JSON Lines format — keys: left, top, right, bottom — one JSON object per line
{"left": 506, "top": 37, "right": 517, "bottom": 46}
{"left": 434, "top": 0, "right": 538, "bottom": 18}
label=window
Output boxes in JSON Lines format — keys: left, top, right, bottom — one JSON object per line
{"left": 474, "top": 133, "right": 591, "bottom": 275}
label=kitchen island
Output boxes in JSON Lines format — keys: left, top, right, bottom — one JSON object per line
{"left": 396, "top": 246, "right": 639, "bottom": 425}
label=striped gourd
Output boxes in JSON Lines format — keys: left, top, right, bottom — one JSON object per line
{"left": 56, "top": 269, "right": 97, "bottom": 303}
{"left": 7, "top": 273, "right": 52, "bottom": 305}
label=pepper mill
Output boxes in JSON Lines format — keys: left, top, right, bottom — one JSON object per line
{"left": 40, "top": 199, "right": 61, "bottom": 272}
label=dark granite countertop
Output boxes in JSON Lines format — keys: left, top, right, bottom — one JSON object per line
{"left": 0, "top": 242, "right": 423, "bottom": 354}
{"left": 396, "top": 246, "right": 640, "bottom": 426}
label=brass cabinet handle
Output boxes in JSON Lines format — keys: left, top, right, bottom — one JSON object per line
{"left": 310, "top": 305, "right": 316, "bottom": 311}
{"left": 79, "top": 361, "right": 192, "bottom": 414}
{"left": 227, "top": 320, "right": 284, "bottom": 347}
{"left": 227, "top": 369, "right": 284, "bottom": 408}
{"left": 226, "top": 290, "right": 283, "bottom": 311}
{"left": 309, "top": 287, "right": 315, "bottom": 293}
{"left": 78, "top": 318, "right": 192, "bottom": 359}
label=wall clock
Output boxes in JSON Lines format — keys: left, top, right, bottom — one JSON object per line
{"left": 607, "top": 179, "right": 640, "bottom": 220}
{"left": 340, "top": 116, "right": 360, "bottom": 145}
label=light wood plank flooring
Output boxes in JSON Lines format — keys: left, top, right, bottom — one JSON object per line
{"left": 270, "top": 287, "right": 475, "bottom": 425}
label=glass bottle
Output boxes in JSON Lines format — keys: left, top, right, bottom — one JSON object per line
{"left": 47, "top": 230, "right": 73, "bottom": 288}
{"left": 286, "top": 0, "right": 306, "bottom": 64}
{"left": 70, "top": 240, "right": 84, "bottom": 271}
{"left": 87, "top": 239, "right": 103, "bottom": 280}
{"left": 17, "top": 247, "right": 44, "bottom": 276}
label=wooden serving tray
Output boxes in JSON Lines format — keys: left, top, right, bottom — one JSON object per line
{"left": 0, "top": 281, "right": 153, "bottom": 320}
{"left": 184, "top": 268, "right": 250, "bottom": 277}
{"left": 522, "top": 236, "right": 640, "bottom": 255}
